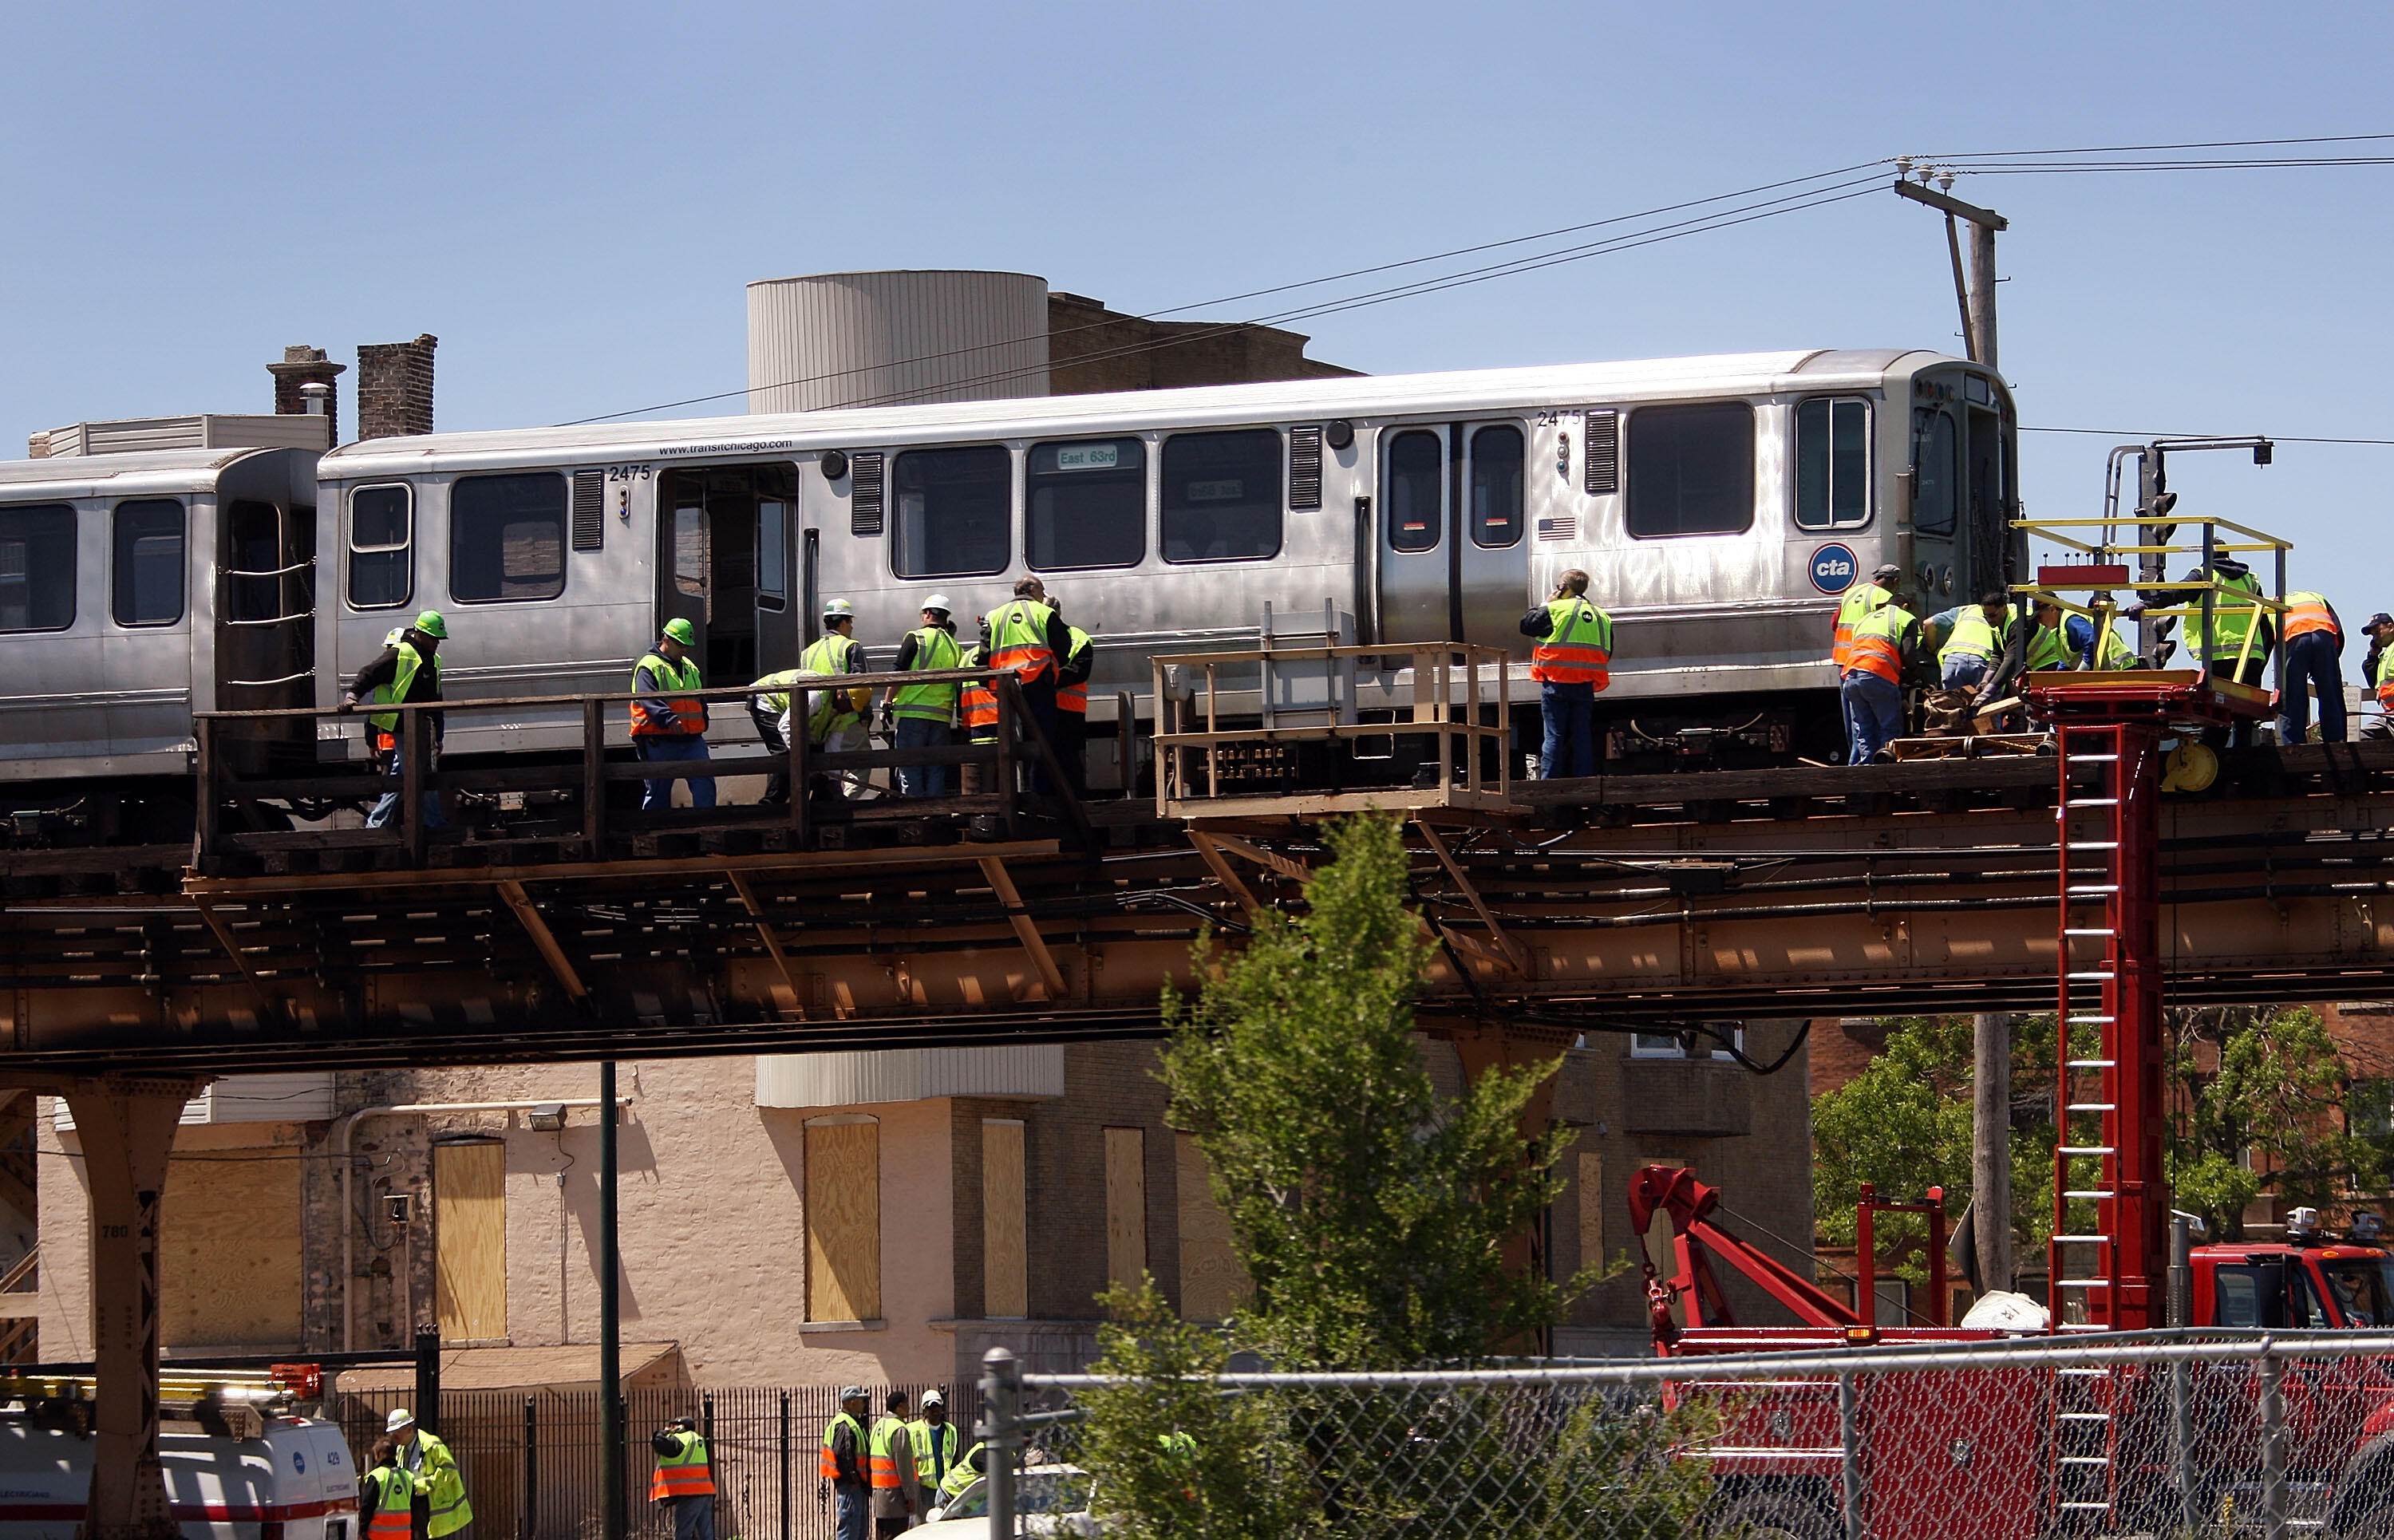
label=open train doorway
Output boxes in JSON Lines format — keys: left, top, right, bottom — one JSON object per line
{"left": 654, "top": 463, "right": 800, "bottom": 685}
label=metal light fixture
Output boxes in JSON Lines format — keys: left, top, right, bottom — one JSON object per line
{"left": 1324, "top": 420, "right": 1355, "bottom": 452}
{"left": 820, "top": 449, "right": 850, "bottom": 481}
{"left": 527, "top": 1104, "right": 567, "bottom": 1132}
{"left": 385, "top": 1192, "right": 413, "bottom": 1228}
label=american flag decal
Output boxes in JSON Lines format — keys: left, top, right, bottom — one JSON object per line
{"left": 1537, "top": 515, "right": 1578, "bottom": 542}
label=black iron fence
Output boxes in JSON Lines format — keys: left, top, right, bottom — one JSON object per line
{"left": 333, "top": 1381, "right": 981, "bottom": 1540}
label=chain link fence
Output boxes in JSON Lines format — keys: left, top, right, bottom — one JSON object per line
{"left": 959, "top": 1333, "right": 2394, "bottom": 1538}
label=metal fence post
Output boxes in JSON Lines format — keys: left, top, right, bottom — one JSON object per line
{"left": 2260, "top": 1341, "right": 2287, "bottom": 1540}
{"left": 2172, "top": 1356, "right": 2197, "bottom": 1535}
{"left": 521, "top": 1396, "right": 536, "bottom": 1540}
{"left": 1837, "top": 1369, "right": 1864, "bottom": 1540}
{"left": 982, "top": 1348, "right": 1021, "bottom": 1539}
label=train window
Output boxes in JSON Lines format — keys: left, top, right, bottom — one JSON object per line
{"left": 0, "top": 503, "right": 75, "bottom": 633}
{"left": 1626, "top": 403, "right": 1755, "bottom": 538}
{"left": 348, "top": 484, "right": 413, "bottom": 610}
{"left": 450, "top": 472, "right": 567, "bottom": 603}
{"left": 757, "top": 497, "right": 788, "bottom": 611}
{"left": 1027, "top": 437, "right": 1144, "bottom": 571}
{"left": 1796, "top": 399, "right": 1871, "bottom": 530}
{"left": 1385, "top": 430, "right": 1443, "bottom": 553}
{"left": 672, "top": 503, "right": 708, "bottom": 599}
{"left": 111, "top": 500, "right": 185, "bottom": 627}
{"left": 1912, "top": 408, "right": 1959, "bottom": 538}
{"left": 892, "top": 446, "right": 1010, "bottom": 579}
{"left": 1163, "top": 428, "right": 1282, "bottom": 563}
{"left": 1470, "top": 424, "right": 1525, "bottom": 549}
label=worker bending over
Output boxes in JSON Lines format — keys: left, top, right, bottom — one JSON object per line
{"left": 883, "top": 593, "right": 964, "bottom": 797}
{"left": 1520, "top": 568, "right": 1614, "bottom": 779}
{"left": 634, "top": 618, "right": 713, "bottom": 811}
{"left": 1831, "top": 563, "right": 1905, "bottom": 669}
{"left": 1841, "top": 590, "right": 1923, "bottom": 764}
{"left": 801, "top": 599, "right": 875, "bottom": 797}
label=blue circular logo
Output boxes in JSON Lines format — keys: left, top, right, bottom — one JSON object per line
{"left": 1810, "top": 543, "right": 1859, "bottom": 594}
{"left": 293, "top": 1449, "right": 307, "bottom": 1473}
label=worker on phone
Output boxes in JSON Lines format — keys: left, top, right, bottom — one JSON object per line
{"left": 1519, "top": 570, "right": 1614, "bottom": 779}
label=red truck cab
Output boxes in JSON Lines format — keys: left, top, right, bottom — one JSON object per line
{"left": 2192, "top": 1214, "right": 2394, "bottom": 1329}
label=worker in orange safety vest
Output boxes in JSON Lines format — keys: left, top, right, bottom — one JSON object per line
{"left": 651, "top": 1414, "right": 717, "bottom": 1540}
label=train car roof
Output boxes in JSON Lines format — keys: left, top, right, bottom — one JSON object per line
{"left": 0, "top": 445, "right": 310, "bottom": 497}
{"left": 321, "top": 349, "right": 1973, "bottom": 476}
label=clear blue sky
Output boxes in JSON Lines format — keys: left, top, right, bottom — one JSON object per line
{"left": 5, "top": 2, "right": 2389, "bottom": 641}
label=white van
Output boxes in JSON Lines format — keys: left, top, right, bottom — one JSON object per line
{"left": 0, "top": 1416, "right": 359, "bottom": 1538}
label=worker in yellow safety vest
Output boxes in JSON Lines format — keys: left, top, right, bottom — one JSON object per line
{"left": 1841, "top": 591, "right": 1922, "bottom": 764}
{"left": 911, "top": 1390, "right": 967, "bottom": 1503}
{"left": 2024, "top": 600, "right": 2073, "bottom": 673}
{"left": 882, "top": 594, "right": 965, "bottom": 798}
{"left": 359, "top": 1439, "right": 413, "bottom": 1540}
{"left": 958, "top": 643, "right": 1001, "bottom": 798}
{"left": 650, "top": 1415, "right": 717, "bottom": 1539}
{"left": 746, "top": 667, "right": 809, "bottom": 804}
{"left": 802, "top": 598, "right": 875, "bottom": 798}
{"left": 981, "top": 577, "right": 1074, "bottom": 793}
{"left": 1934, "top": 592, "right": 2016, "bottom": 696}
{"left": 821, "top": 1387, "right": 871, "bottom": 1540}
{"left": 940, "top": 1442, "right": 986, "bottom": 1502}
{"left": 1050, "top": 601, "right": 1095, "bottom": 796}
{"left": 341, "top": 610, "right": 450, "bottom": 831}
{"left": 2364, "top": 614, "right": 2394, "bottom": 743}
{"left": 387, "top": 1408, "right": 472, "bottom": 1538}
{"left": 2185, "top": 556, "right": 2274, "bottom": 748}
{"left": 868, "top": 1390, "right": 922, "bottom": 1536}
{"left": 1831, "top": 563, "right": 1905, "bottom": 669}
{"left": 1519, "top": 568, "right": 1614, "bottom": 780}
{"left": 2276, "top": 590, "right": 2347, "bottom": 744}
{"left": 633, "top": 617, "right": 714, "bottom": 812}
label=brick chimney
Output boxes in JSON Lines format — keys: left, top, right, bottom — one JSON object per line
{"left": 358, "top": 334, "right": 438, "bottom": 440}
{"left": 267, "top": 345, "right": 346, "bottom": 441}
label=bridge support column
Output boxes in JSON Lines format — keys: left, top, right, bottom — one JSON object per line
{"left": 64, "top": 1073, "right": 204, "bottom": 1539}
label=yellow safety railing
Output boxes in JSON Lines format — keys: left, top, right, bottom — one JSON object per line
{"left": 2008, "top": 513, "right": 2293, "bottom": 677}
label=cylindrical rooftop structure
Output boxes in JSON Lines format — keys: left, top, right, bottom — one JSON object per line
{"left": 747, "top": 269, "right": 1049, "bottom": 413}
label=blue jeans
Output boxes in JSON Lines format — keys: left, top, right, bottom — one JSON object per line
{"left": 669, "top": 1495, "right": 716, "bottom": 1540}
{"left": 1842, "top": 670, "right": 1906, "bottom": 763}
{"left": 894, "top": 716, "right": 952, "bottom": 798}
{"left": 366, "top": 743, "right": 447, "bottom": 830}
{"left": 2277, "top": 630, "right": 2347, "bottom": 744}
{"left": 1941, "top": 654, "right": 1991, "bottom": 692}
{"left": 834, "top": 1486, "right": 869, "bottom": 1540}
{"left": 1539, "top": 683, "right": 1596, "bottom": 779}
{"left": 637, "top": 736, "right": 716, "bottom": 811}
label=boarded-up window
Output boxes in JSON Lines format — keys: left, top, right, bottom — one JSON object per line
{"left": 982, "top": 1120, "right": 1026, "bottom": 1319}
{"left": 161, "top": 1151, "right": 301, "bottom": 1348}
{"left": 1175, "top": 1132, "right": 1250, "bottom": 1322}
{"left": 434, "top": 1140, "right": 507, "bottom": 1344}
{"left": 1105, "top": 1127, "right": 1147, "bottom": 1293}
{"left": 1577, "top": 1151, "right": 1604, "bottom": 1278}
{"left": 808, "top": 1117, "right": 881, "bottom": 1321}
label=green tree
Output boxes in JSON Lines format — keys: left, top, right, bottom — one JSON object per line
{"left": 1810, "top": 1015, "right": 2056, "bottom": 1289}
{"left": 2169, "top": 1006, "right": 2386, "bottom": 1238}
{"left": 1159, "top": 814, "right": 1591, "bottom": 1368}
{"left": 1074, "top": 1277, "right": 1317, "bottom": 1540}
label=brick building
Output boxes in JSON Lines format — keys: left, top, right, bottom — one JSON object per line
{"left": 37, "top": 1024, "right": 1814, "bottom": 1384}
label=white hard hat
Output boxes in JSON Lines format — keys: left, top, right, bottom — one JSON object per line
{"left": 921, "top": 1389, "right": 946, "bottom": 1408}
{"left": 823, "top": 598, "right": 855, "bottom": 619}
{"left": 922, "top": 593, "right": 952, "bottom": 614}
{"left": 386, "top": 1408, "right": 416, "bottom": 1431}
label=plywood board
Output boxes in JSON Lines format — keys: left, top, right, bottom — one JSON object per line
{"left": 807, "top": 1120, "right": 881, "bottom": 1321}
{"left": 1577, "top": 1151, "right": 1604, "bottom": 1277}
{"left": 160, "top": 1152, "right": 300, "bottom": 1348}
{"left": 1104, "top": 1127, "right": 1147, "bottom": 1293}
{"left": 435, "top": 1140, "right": 508, "bottom": 1344}
{"left": 982, "top": 1120, "right": 1026, "bottom": 1319}
{"left": 1174, "top": 1132, "right": 1250, "bottom": 1323}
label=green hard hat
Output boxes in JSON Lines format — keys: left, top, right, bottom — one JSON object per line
{"left": 412, "top": 610, "right": 448, "bottom": 639}
{"left": 662, "top": 617, "right": 698, "bottom": 646}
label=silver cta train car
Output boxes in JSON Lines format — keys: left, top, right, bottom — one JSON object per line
{"left": 0, "top": 446, "right": 319, "bottom": 841}
{"left": 309, "top": 348, "right": 2016, "bottom": 776}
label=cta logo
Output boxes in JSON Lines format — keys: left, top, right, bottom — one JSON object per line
{"left": 1810, "top": 543, "right": 1859, "bottom": 594}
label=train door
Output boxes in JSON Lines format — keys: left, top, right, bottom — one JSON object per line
{"left": 655, "top": 464, "right": 800, "bottom": 689}
{"left": 1909, "top": 398, "right": 1961, "bottom": 610}
{"left": 1961, "top": 374, "right": 2015, "bottom": 598}
{"left": 105, "top": 494, "right": 196, "bottom": 763}
{"left": 1376, "top": 422, "right": 1531, "bottom": 648}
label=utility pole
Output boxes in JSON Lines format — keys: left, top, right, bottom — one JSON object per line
{"left": 1893, "top": 171, "right": 2008, "bottom": 369}
{"left": 1896, "top": 168, "right": 2013, "bottom": 1297}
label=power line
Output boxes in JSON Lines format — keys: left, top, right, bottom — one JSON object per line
{"left": 1926, "top": 131, "right": 2394, "bottom": 159}
{"left": 561, "top": 161, "right": 1894, "bottom": 424}
{"left": 2025, "top": 426, "right": 2394, "bottom": 447}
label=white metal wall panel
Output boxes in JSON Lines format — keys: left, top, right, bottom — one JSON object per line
{"left": 753, "top": 1044, "right": 1065, "bottom": 1108}
{"left": 37, "top": 415, "right": 331, "bottom": 458}
{"left": 747, "top": 270, "right": 1049, "bottom": 413}
{"left": 52, "top": 1072, "right": 336, "bottom": 1129}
